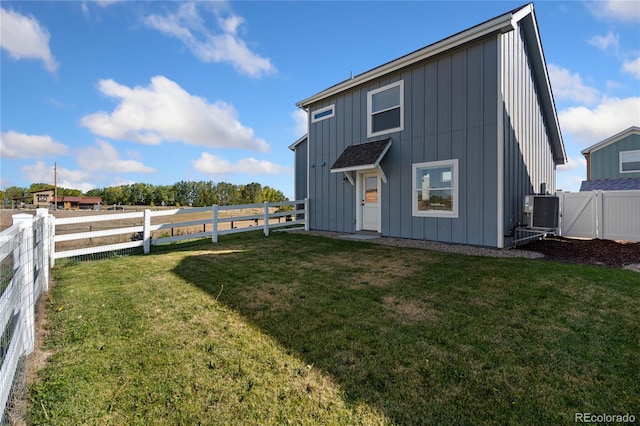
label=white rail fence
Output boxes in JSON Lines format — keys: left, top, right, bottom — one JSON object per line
{"left": 558, "top": 190, "right": 640, "bottom": 241}
{"left": 53, "top": 199, "right": 308, "bottom": 261}
{"left": 0, "top": 200, "right": 306, "bottom": 421}
{"left": 0, "top": 209, "right": 53, "bottom": 424}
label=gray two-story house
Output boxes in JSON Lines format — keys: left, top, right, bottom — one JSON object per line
{"left": 292, "top": 3, "right": 566, "bottom": 248}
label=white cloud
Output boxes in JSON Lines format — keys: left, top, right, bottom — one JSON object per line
{"left": 291, "top": 109, "right": 308, "bottom": 138}
{"left": 144, "top": 2, "right": 275, "bottom": 78}
{"left": 81, "top": 76, "right": 269, "bottom": 152}
{"left": 587, "top": 0, "right": 640, "bottom": 23}
{"left": 0, "top": 131, "right": 69, "bottom": 159}
{"left": 0, "top": 7, "right": 58, "bottom": 72}
{"left": 556, "top": 171, "right": 586, "bottom": 192}
{"left": 557, "top": 156, "right": 587, "bottom": 172}
{"left": 558, "top": 96, "right": 640, "bottom": 144}
{"left": 20, "top": 161, "right": 96, "bottom": 193}
{"left": 192, "top": 152, "right": 292, "bottom": 176}
{"left": 588, "top": 31, "right": 619, "bottom": 52}
{"left": 622, "top": 56, "right": 640, "bottom": 79}
{"left": 77, "top": 140, "right": 156, "bottom": 173}
{"left": 548, "top": 64, "right": 599, "bottom": 105}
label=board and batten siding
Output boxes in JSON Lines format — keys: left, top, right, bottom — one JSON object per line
{"left": 307, "top": 37, "right": 502, "bottom": 247}
{"left": 500, "top": 26, "right": 556, "bottom": 246}
{"left": 590, "top": 133, "right": 640, "bottom": 179}
{"left": 293, "top": 138, "right": 308, "bottom": 202}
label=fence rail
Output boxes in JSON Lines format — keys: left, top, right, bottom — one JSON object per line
{"left": 53, "top": 199, "right": 308, "bottom": 261}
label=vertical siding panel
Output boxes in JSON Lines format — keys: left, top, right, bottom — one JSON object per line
{"left": 501, "top": 24, "right": 556, "bottom": 245}
{"left": 437, "top": 57, "right": 451, "bottom": 141}
{"left": 335, "top": 96, "right": 345, "bottom": 231}
{"left": 483, "top": 39, "right": 498, "bottom": 246}
{"left": 411, "top": 67, "right": 425, "bottom": 239}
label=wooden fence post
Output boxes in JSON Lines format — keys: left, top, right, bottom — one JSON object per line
{"left": 143, "top": 209, "right": 151, "bottom": 254}
{"left": 263, "top": 201, "right": 269, "bottom": 237}
{"left": 12, "top": 214, "right": 35, "bottom": 355}
{"left": 212, "top": 205, "right": 219, "bottom": 243}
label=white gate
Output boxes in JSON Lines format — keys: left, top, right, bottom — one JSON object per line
{"left": 558, "top": 190, "right": 640, "bottom": 241}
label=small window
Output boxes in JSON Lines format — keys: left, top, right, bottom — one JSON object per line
{"left": 620, "top": 150, "right": 640, "bottom": 173}
{"left": 367, "top": 81, "right": 404, "bottom": 137}
{"left": 311, "top": 104, "right": 335, "bottom": 123}
{"left": 412, "top": 159, "right": 459, "bottom": 218}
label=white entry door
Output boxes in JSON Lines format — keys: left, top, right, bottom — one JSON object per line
{"left": 361, "top": 172, "right": 380, "bottom": 232}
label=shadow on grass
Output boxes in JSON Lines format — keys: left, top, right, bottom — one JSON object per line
{"left": 172, "top": 233, "right": 640, "bottom": 425}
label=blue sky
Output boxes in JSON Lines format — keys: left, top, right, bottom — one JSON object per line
{"left": 1, "top": 1, "right": 639, "bottom": 200}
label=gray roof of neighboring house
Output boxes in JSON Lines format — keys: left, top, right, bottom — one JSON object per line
{"left": 580, "top": 177, "right": 640, "bottom": 191}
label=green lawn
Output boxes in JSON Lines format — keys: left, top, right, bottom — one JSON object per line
{"left": 28, "top": 232, "right": 640, "bottom": 425}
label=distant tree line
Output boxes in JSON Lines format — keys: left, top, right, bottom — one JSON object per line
{"left": 2, "top": 181, "right": 288, "bottom": 208}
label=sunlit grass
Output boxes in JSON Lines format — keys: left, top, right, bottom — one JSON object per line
{"left": 28, "top": 232, "right": 640, "bottom": 425}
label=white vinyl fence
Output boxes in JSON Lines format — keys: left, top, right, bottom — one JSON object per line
{"left": 558, "top": 190, "right": 640, "bottom": 241}
{"left": 0, "top": 209, "right": 53, "bottom": 424}
{"left": 0, "top": 200, "right": 306, "bottom": 421}
{"left": 53, "top": 200, "right": 308, "bottom": 261}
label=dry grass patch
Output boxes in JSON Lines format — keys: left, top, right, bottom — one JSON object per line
{"left": 382, "top": 295, "right": 439, "bottom": 324}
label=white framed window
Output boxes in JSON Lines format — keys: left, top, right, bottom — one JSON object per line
{"left": 620, "top": 150, "right": 640, "bottom": 173}
{"left": 412, "top": 159, "right": 459, "bottom": 218}
{"left": 311, "top": 104, "right": 335, "bottom": 123}
{"left": 367, "top": 80, "right": 404, "bottom": 137}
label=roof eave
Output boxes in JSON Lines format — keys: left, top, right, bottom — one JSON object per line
{"left": 296, "top": 8, "right": 521, "bottom": 109}
{"left": 288, "top": 134, "right": 307, "bottom": 151}
{"left": 580, "top": 126, "right": 640, "bottom": 155}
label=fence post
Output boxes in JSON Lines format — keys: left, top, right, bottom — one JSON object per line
{"left": 263, "top": 201, "right": 269, "bottom": 237}
{"left": 36, "top": 208, "right": 50, "bottom": 292}
{"left": 12, "top": 214, "right": 35, "bottom": 355}
{"left": 596, "top": 190, "right": 603, "bottom": 240}
{"left": 212, "top": 204, "right": 219, "bottom": 243}
{"left": 304, "top": 198, "right": 309, "bottom": 231}
{"left": 50, "top": 210, "right": 56, "bottom": 267}
{"left": 143, "top": 209, "right": 151, "bottom": 254}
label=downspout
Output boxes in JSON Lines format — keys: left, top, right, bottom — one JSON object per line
{"left": 496, "top": 34, "right": 505, "bottom": 249}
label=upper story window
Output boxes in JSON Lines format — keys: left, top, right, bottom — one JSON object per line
{"left": 311, "top": 104, "right": 335, "bottom": 123}
{"left": 367, "top": 80, "right": 404, "bottom": 138}
{"left": 620, "top": 150, "right": 640, "bottom": 173}
{"left": 412, "top": 159, "right": 459, "bottom": 218}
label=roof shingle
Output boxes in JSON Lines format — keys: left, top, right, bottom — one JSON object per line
{"left": 580, "top": 177, "right": 640, "bottom": 191}
{"left": 331, "top": 139, "right": 391, "bottom": 171}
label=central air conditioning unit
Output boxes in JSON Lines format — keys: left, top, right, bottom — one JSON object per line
{"left": 523, "top": 195, "right": 559, "bottom": 231}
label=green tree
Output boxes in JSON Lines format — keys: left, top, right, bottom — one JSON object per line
{"left": 29, "top": 183, "right": 54, "bottom": 193}
{"left": 239, "top": 182, "right": 262, "bottom": 204}
{"left": 85, "top": 188, "right": 103, "bottom": 198}
{"left": 214, "top": 182, "right": 239, "bottom": 206}
{"left": 172, "top": 181, "right": 197, "bottom": 206}
{"left": 260, "top": 186, "right": 287, "bottom": 203}
{"left": 5, "top": 186, "right": 28, "bottom": 200}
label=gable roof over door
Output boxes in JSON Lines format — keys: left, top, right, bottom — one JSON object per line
{"left": 296, "top": 3, "right": 565, "bottom": 165}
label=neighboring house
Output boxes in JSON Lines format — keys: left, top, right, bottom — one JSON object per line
{"left": 292, "top": 3, "right": 565, "bottom": 248}
{"left": 580, "top": 126, "right": 640, "bottom": 191}
{"left": 52, "top": 196, "right": 102, "bottom": 210}
{"left": 31, "top": 188, "right": 55, "bottom": 208}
